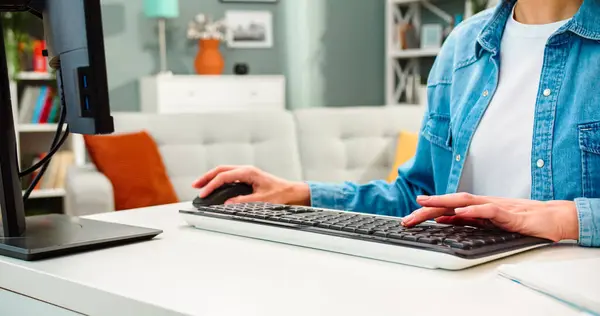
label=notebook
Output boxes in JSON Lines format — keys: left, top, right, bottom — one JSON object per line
{"left": 497, "top": 258, "right": 600, "bottom": 315}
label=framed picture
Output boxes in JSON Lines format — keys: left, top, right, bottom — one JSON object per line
{"left": 225, "top": 11, "right": 273, "bottom": 48}
{"left": 420, "top": 24, "right": 443, "bottom": 49}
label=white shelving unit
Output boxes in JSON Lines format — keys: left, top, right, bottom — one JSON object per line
{"left": 385, "top": 0, "right": 457, "bottom": 106}
{"left": 11, "top": 71, "right": 76, "bottom": 212}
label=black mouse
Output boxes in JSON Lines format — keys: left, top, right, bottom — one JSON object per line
{"left": 193, "top": 183, "right": 253, "bottom": 207}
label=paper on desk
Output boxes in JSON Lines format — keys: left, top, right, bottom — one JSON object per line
{"left": 497, "top": 258, "right": 600, "bottom": 316}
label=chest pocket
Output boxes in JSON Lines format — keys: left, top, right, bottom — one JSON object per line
{"left": 579, "top": 121, "right": 600, "bottom": 197}
{"left": 423, "top": 114, "right": 453, "bottom": 151}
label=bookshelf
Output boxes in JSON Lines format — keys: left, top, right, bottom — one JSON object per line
{"left": 11, "top": 71, "right": 76, "bottom": 214}
{"left": 385, "top": 0, "right": 486, "bottom": 106}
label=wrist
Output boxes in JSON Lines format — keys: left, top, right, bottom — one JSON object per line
{"left": 288, "top": 182, "right": 311, "bottom": 206}
{"left": 552, "top": 201, "right": 579, "bottom": 241}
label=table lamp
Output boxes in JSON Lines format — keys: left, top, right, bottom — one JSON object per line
{"left": 144, "top": 0, "right": 179, "bottom": 74}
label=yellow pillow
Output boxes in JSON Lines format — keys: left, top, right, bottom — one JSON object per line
{"left": 386, "top": 131, "right": 419, "bottom": 182}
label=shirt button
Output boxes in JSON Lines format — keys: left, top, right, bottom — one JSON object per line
{"left": 536, "top": 159, "right": 545, "bottom": 168}
{"left": 456, "top": 155, "right": 461, "bottom": 162}
{"left": 543, "top": 89, "right": 552, "bottom": 97}
{"left": 482, "top": 90, "right": 489, "bottom": 97}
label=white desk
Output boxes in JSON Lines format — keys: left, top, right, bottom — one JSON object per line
{"left": 1, "top": 202, "right": 598, "bottom": 316}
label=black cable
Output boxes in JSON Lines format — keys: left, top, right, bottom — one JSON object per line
{"left": 18, "top": 104, "right": 67, "bottom": 177}
{"left": 22, "top": 126, "right": 70, "bottom": 201}
{"left": 22, "top": 68, "right": 69, "bottom": 202}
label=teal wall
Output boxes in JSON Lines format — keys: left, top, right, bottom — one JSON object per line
{"left": 100, "top": 0, "right": 387, "bottom": 111}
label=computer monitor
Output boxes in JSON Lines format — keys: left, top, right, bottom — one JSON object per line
{"left": 0, "top": 0, "right": 161, "bottom": 261}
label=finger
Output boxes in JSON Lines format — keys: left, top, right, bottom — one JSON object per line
{"left": 435, "top": 216, "right": 494, "bottom": 228}
{"left": 454, "top": 204, "right": 515, "bottom": 226}
{"left": 225, "top": 193, "right": 262, "bottom": 205}
{"left": 402, "top": 207, "right": 454, "bottom": 227}
{"left": 198, "top": 169, "right": 252, "bottom": 198}
{"left": 192, "top": 165, "right": 237, "bottom": 188}
{"left": 416, "top": 192, "right": 491, "bottom": 208}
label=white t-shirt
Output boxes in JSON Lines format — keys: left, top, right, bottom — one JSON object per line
{"left": 457, "top": 9, "right": 570, "bottom": 198}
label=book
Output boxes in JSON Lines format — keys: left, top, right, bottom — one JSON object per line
{"left": 38, "top": 88, "right": 55, "bottom": 123}
{"left": 31, "top": 86, "right": 48, "bottom": 123}
{"left": 18, "top": 86, "right": 42, "bottom": 123}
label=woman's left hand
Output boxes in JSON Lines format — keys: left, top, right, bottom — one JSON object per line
{"left": 401, "top": 193, "right": 579, "bottom": 242}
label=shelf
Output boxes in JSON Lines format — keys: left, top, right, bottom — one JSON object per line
{"left": 390, "top": 48, "right": 440, "bottom": 58}
{"left": 18, "top": 124, "right": 64, "bottom": 133}
{"left": 26, "top": 188, "right": 65, "bottom": 199}
{"left": 16, "top": 71, "right": 55, "bottom": 81}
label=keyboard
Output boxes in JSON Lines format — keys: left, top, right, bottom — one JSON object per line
{"left": 180, "top": 203, "right": 551, "bottom": 270}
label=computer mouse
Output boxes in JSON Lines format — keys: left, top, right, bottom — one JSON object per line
{"left": 193, "top": 182, "right": 253, "bottom": 207}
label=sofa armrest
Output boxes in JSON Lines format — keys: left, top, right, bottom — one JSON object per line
{"left": 65, "top": 165, "right": 115, "bottom": 216}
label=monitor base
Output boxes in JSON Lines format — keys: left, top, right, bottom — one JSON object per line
{"left": 0, "top": 214, "right": 162, "bottom": 261}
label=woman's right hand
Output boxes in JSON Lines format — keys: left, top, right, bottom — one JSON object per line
{"left": 192, "top": 165, "right": 311, "bottom": 206}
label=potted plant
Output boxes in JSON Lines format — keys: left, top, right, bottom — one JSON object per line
{"left": 1, "top": 12, "right": 35, "bottom": 78}
{"left": 186, "top": 14, "right": 228, "bottom": 75}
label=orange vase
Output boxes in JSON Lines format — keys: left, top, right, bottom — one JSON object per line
{"left": 194, "top": 39, "right": 224, "bottom": 75}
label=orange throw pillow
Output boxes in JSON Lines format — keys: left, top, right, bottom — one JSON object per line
{"left": 83, "top": 130, "right": 178, "bottom": 211}
{"left": 387, "top": 131, "right": 419, "bottom": 182}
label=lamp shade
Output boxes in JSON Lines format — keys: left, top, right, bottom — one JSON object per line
{"left": 144, "top": 0, "right": 179, "bottom": 18}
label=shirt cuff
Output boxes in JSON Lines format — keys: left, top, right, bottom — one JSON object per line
{"left": 574, "top": 198, "right": 599, "bottom": 247}
{"left": 306, "top": 181, "right": 347, "bottom": 210}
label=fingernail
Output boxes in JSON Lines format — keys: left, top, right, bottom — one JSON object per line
{"left": 401, "top": 215, "right": 414, "bottom": 226}
{"left": 417, "top": 195, "right": 430, "bottom": 201}
{"left": 455, "top": 207, "right": 468, "bottom": 214}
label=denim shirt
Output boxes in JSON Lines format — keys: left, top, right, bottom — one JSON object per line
{"left": 308, "top": 0, "right": 600, "bottom": 247}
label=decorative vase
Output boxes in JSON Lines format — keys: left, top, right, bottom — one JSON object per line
{"left": 194, "top": 39, "right": 224, "bottom": 75}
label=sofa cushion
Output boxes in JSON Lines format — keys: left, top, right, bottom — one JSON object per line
{"left": 293, "top": 106, "right": 425, "bottom": 183}
{"left": 83, "top": 130, "right": 179, "bottom": 210}
{"left": 110, "top": 111, "right": 303, "bottom": 201}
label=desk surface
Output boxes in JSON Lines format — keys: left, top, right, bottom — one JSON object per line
{"left": 1, "top": 202, "right": 599, "bottom": 316}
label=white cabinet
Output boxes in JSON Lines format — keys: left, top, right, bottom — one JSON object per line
{"left": 139, "top": 74, "right": 286, "bottom": 113}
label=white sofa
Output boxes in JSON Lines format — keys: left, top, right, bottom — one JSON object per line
{"left": 65, "top": 106, "right": 425, "bottom": 216}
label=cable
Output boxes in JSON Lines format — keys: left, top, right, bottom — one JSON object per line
{"left": 22, "top": 68, "right": 69, "bottom": 202}
{"left": 18, "top": 104, "right": 66, "bottom": 177}
{"left": 22, "top": 126, "right": 70, "bottom": 201}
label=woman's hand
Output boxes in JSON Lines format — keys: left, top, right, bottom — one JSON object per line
{"left": 401, "top": 193, "right": 579, "bottom": 242}
{"left": 192, "top": 165, "right": 311, "bottom": 205}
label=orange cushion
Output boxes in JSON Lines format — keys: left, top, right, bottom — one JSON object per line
{"left": 386, "top": 131, "right": 419, "bottom": 182}
{"left": 83, "top": 130, "right": 178, "bottom": 211}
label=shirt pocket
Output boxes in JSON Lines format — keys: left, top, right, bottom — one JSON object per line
{"left": 578, "top": 121, "right": 600, "bottom": 197}
{"left": 423, "top": 114, "right": 453, "bottom": 151}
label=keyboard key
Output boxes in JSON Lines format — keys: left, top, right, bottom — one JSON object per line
{"left": 373, "top": 231, "right": 387, "bottom": 237}
{"left": 388, "top": 233, "right": 403, "bottom": 240}
{"left": 316, "top": 223, "right": 331, "bottom": 229}
{"left": 356, "top": 228, "right": 372, "bottom": 235}
{"left": 331, "top": 224, "right": 344, "bottom": 230}
{"left": 342, "top": 227, "right": 356, "bottom": 233}
{"left": 401, "top": 235, "right": 418, "bottom": 242}
{"left": 417, "top": 237, "right": 437, "bottom": 244}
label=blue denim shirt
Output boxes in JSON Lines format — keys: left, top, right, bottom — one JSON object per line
{"left": 308, "top": 0, "right": 600, "bottom": 247}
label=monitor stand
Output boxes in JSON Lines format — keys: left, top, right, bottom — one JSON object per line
{"left": 0, "top": 10, "right": 162, "bottom": 261}
{"left": 0, "top": 214, "right": 162, "bottom": 261}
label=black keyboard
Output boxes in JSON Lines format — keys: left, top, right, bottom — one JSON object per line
{"left": 181, "top": 203, "right": 551, "bottom": 260}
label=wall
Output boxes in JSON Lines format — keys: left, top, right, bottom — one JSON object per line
{"left": 100, "top": 0, "right": 386, "bottom": 111}
{"left": 283, "top": 0, "right": 385, "bottom": 109}
{"left": 100, "top": 0, "right": 285, "bottom": 112}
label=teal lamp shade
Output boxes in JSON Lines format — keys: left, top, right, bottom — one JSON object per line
{"left": 144, "top": 0, "right": 179, "bottom": 18}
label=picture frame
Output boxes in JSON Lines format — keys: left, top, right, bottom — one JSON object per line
{"left": 225, "top": 10, "right": 273, "bottom": 48}
{"left": 420, "top": 24, "right": 443, "bottom": 49}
